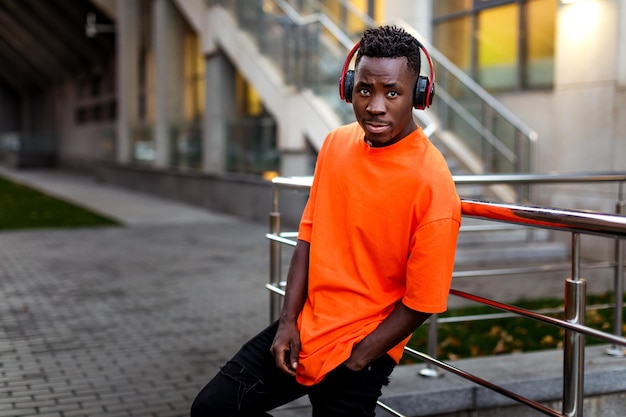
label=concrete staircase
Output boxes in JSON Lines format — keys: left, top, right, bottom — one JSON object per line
{"left": 454, "top": 218, "right": 568, "bottom": 268}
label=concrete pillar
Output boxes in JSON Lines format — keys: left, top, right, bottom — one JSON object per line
{"left": 115, "top": 0, "right": 139, "bottom": 163}
{"left": 202, "top": 51, "right": 236, "bottom": 173}
{"left": 0, "top": 85, "right": 19, "bottom": 132}
{"left": 276, "top": 101, "right": 310, "bottom": 176}
{"left": 280, "top": 151, "right": 311, "bottom": 177}
{"left": 154, "top": 0, "right": 184, "bottom": 168}
{"left": 553, "top": 0, "right": 616, "bottom": 172}
{"left": 384, "top": 0, "right": 433, "bottom": 41}
{"left": 617, "top": 0, "right": 626, "bottom": 86}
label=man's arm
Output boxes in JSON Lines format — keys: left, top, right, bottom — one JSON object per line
{"left": 343, "top": 302, "right": 431, "bottom": 371}
{"left": 270, "top": 239, "right": 310, "bottom": 376}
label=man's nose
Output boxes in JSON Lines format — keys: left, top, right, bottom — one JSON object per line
{"left": 366, "top": 94, "right": 386, "bottom": 114}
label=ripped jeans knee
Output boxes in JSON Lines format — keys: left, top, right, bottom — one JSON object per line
{"left": 220, "top": 361, "right": 269, "bottom": 412}
{"left": 190, "top": 361, "right": 272, "bottom": 417}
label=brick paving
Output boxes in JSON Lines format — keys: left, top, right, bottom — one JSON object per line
{"left": 0, "top": 221, "right": 275, "bottom": 416}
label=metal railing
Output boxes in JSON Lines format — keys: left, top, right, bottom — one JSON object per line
{"left": 266, "top": 172, "right": 626, "bottom": 417}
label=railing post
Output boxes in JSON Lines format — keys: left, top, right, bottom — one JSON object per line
{"left": 257, "top": 0, "right": 267, "bottom": 53}
{"left": 482, "top": 105, "right": 494, "bottom": 173}
{"left": 419, "top": 314, "right": 443, "bottom": 378}
{"left": 607, "top": 182, "right": 625, "bottom": 357}
{"left": 269, "top": 185, "right": 282, "bottom": 323}
{"left": 563, "top": 233, "right": 586, "bottom": 417}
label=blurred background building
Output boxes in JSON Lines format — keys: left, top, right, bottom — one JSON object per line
{"left": 0, "top": 0, "right": 624, "bottom": 219}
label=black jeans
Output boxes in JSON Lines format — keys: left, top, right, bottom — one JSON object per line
{"left": 190, "top": 321, "right": 395, "bottom": 417}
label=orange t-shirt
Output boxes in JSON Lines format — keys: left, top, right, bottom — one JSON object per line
{"left": 296, "top": 122, "right": 461, "bottom": 386}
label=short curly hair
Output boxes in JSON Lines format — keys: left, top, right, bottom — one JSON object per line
{"left": 355, "top": 25, "right": 421, "bottom": 75}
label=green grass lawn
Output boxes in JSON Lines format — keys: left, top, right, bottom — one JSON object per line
{"left": 403, "top": 291, "right": 626, "bottom": 363}
{"left": 0, "top": 175, "right": 120, "bottom": 231}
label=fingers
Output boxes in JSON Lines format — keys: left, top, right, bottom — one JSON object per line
{"left": 271, "top": 323, "right": 301, "bottom": 376}
{"left": 271, "top": 341, "right": 299, "bottom": 376}
{"left": 272, "top": 347, "right": 296, "bottom": 376}
{"left": 289, "top": 346, "right": 299, "bottom": 372}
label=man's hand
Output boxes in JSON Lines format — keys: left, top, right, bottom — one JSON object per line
{"left": 270, "top": 240, "right": 309, "bottom": 377}
{"left": 343, "top": 303, "right": 432, "bottom": 372}
{"left": 270, "top": 320, "right": 300, "bottom": 376}
{"left": 342, "top": 345, "right": 367, "bottom": 371}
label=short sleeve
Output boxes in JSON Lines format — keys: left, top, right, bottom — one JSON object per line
{"left": 402, "top": 218, "right": 460, "bottom": 313}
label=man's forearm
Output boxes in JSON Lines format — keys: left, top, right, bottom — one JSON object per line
{"left": 344, "top": 302, "right": 431, "bottom": 370}
{"left": 271, "top": 239, "right": 310, "bottom": 375}
{"left": 279, "top": 239, "right": 310, "bottom": 323}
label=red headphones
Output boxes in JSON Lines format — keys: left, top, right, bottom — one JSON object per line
{"left": 338, "top": 41, "right": 435, "bottom": 110}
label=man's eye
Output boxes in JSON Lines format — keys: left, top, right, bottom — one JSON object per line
{"left": 387, "top": 91, "right": 399, "bottom": 97}
{"left": 358, "top": 88, "right": 370, "bottom": 96}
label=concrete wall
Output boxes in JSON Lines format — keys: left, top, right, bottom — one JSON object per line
{"left": 54, "top": 79, "right": 116, "bottom": 172}
{"left": 95, "top": 162, "right": 308, "bottom": 227}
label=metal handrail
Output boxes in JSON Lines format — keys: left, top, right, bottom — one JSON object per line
{"left": 275, "top": 0, "right": 353, "bottom": 48}
{"left": 267, "top": 172, "right": 626, "bottom": 417}
{"left": 433, "top": 86, "right": 518, "bottom": 163}
{"left": 272, "top": 171, "right": 626, "bottom": 188}
{"left": 461, "top": 199, "right": 626, "bottom": 237}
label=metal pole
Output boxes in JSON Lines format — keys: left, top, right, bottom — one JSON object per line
{"left": 269, "top": 186, "right": 282, "bottom": 323}
{"left": 419, "top": 314, "right": 443, "bottom": 378}
{"left": 607, "top": 182, "right": 625, "bottom": 357}
{"left": 563, "top": 233, "right": 586, "bottom": 417}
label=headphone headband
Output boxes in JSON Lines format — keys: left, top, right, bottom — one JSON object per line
{"left": 338, "top": 42, "right": 361, "bottom": 102}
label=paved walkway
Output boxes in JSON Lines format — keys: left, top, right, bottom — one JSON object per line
{"left": 0, "top": 167, "right": 292, "bottom": 416}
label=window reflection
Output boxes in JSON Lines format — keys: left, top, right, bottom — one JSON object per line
{"left": 477, "top": 4, "right": 518, "bottom": 90}
{"left": 433, "top": 0, "right": 556, "bottom": 91}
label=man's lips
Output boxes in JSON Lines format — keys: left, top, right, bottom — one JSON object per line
{"left": 364, "top": 121, "right": 390, "bottom": 134}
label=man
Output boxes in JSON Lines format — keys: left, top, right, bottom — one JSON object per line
{"left": 191, "top": 25, "right": 461, "bottom": 417}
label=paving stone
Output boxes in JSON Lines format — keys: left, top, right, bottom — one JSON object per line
{"left": 0, "top": 220, "right": 271, "bottom": 416}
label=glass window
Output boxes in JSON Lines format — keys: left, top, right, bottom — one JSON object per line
{"left": 433, "top": 0, "right": 557, "bottom": 91}
{"left": 525, "top": 0, "right": 556, "bottom": 88}
{"left": 477, "top": 3, "right": 519, "bottom": 90}
{"left": 434, "top": 0, "right": 473, "bottom": 17}
{"left": 433, "top": 17, "right": 473, "bottom": 74}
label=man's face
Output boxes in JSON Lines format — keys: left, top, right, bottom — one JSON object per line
{"left": 352, "top": 56, "right": 417, "bottom": 147}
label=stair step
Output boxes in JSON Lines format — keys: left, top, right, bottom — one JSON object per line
{"left": 454, "top": 241, "right": 568, "bottom": 266}
{"left": 457, "top": 226, "right": 551, "bottom": 246}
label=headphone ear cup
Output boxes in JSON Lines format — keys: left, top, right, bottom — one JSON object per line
{"left": 342, "top": 70, "right": 354, "bottom": 103}
{"left": 427, "top": 82, "right": 435, "bottom": 107}
{"left": 414, "top": 76, "right": 433, "bottom": 110}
